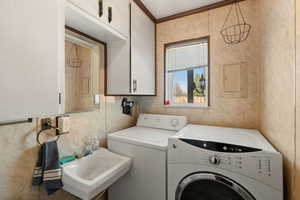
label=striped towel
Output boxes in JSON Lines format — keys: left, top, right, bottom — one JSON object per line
{"left": 32, "top": 141, "right": 63, "bottom": 195}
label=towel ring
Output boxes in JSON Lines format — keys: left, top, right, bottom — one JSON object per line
{"left": 36, "top": 126, "right": 60, "bottom": 145}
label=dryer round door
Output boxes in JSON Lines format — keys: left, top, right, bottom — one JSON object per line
{"left": 176, "top": 172, "right": 256, "bottom": 200}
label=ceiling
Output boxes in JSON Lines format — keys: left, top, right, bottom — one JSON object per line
{"left": 140, "top": 0, "right": 225, "bottom": 19}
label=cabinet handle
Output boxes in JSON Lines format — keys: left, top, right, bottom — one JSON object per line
{"left": 98, "top": 0, "right": 103, "bottom": 17}
{"left": 133, "top": 79, "right": 137, "bottom": 93}
{"left": 108, "top": 7, "right": 112, "bottom": 23}
{"left": 59, "top": 93, "right": 62, "bottom": 104}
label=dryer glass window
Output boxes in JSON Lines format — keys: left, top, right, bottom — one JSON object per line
{"left": 176, "top": 173, "right": 255, "bottom": 200}
{"left": 179, "top": 180, "right": 244, "bottom": 200}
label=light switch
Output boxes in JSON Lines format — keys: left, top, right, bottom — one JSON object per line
{"left": 95, "top": 94, "right": 100, "bottom": 105}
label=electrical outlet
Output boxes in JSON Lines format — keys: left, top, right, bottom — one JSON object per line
{"left": 56, "top": 116, "right": 70, "bottom": 134}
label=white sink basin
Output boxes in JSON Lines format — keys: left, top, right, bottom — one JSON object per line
{"left": 62, "top": 148, "right": 131, "bottom": 200}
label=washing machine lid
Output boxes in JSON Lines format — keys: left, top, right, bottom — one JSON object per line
{"left": 174, "top": 125, "right": 276, "bottom": 152}
{"left": 108, "top": 126, "right": 176, "bottom": 151}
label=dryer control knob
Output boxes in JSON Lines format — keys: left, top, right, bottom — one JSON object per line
{"left": 171, "top": 119, "right": 179, "bottom": 127}
{"left": 209, "top": 155, "right": 221, "bottom": 165}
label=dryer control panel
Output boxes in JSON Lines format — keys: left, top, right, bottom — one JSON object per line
{"left": 168, "top": 138, "right": 283, "bottom": 191}
{"left": 180, "top": 139, "right": 262, "bottom": 153}
{"left": 216, "top": 154, "right": 274, "bottom": 177}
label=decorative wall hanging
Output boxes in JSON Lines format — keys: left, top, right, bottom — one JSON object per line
{"left": 220, "top": 0, "right": 251, "bottom": 44}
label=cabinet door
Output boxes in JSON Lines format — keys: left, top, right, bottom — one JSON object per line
{"left": 106, "top": 0, "right": 130, "bottom": 38}
{"left": 104, "top": 0, "right": 130, "bottom": 96}
{"left": 67, "top": 0, "right": 109, "bottom": 24}
{"left": 68, "top": 0, "right": 98, "bottom": 18}
{"left": 0, "top": 0, "right": 64, "bottom": 121}
{"left": 131, "top": 1, "right": 156, "bottom": 95}
{"left": 106, "top": 40, "right": 131, "bottom": 95}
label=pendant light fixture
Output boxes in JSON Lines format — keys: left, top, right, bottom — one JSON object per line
{"left": 220, "top": 0, "right": 251, "bottom": 44}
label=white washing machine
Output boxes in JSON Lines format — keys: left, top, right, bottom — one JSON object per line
{"left": 108, "top": 114, "right": 187, "bottom": 200}
{"left": 168, "top": 125, "right": 283, "bottom": 200}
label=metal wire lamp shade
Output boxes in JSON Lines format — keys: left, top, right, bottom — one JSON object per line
{"left": 220, "top": 0, "right": 251, "bottom": 44}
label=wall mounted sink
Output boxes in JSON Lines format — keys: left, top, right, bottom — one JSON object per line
{"left": 62, "top": 148, "right": 131, "bottom": 200}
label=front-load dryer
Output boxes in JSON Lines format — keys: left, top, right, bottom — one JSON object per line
{"left": 168, "top": 125, "right": 283, "bottom": 200}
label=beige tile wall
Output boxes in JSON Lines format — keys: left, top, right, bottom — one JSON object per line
{"left": 139, "top": 0, "right": 259, "bottom": 129}
{"left": 0, "top": 30, "right": 138, "bottom": 200}
{"left": 258, "top": 0, "right": 296, "bottom": 199}
{"left": 296, "top": 0, "right": 300, "bottom": 199}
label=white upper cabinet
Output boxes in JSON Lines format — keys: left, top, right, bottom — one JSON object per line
{"left": 106, "top": 0, "right": 130, "bottom": 37}
{"left": 68, "top": 0, "right": 102, "bottom": 19}
{"left": 66, "top": 0, "right": 129, "bottom": 41}
{"left": 0, "top": 0, "right": 64, "bottom": 122}
{"left": 107, "top": 39, "right": 131, "bottom": 95}
{"left": 130, "top": 1, "right": 156, "bottom": 95}
{"left": 106, "top": 1, "right": 156, "bottom": 96}
{"left": 105, "top": 0, "right": 131, "bottom": 95}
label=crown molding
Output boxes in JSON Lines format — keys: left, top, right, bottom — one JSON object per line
{"left": 132, "top": 0, "right": 246, "bottom": 24}
{"left": 132, "top": 0, "right": 156, "bottom": 22}
{"left": 156, "top": 0, "right": 245, "bottom": 23}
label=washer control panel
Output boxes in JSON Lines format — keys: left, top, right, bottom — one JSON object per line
{"left": 137, "top": 114, "right": 187, "bottom": 131}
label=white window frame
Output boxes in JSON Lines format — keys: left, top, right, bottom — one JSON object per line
{"left": 164, "top": 37, "right": 210, "bottom": 108}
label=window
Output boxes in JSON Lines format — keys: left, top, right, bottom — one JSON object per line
{"left": 165, "top": 37, "right": 209, "bottom": 107}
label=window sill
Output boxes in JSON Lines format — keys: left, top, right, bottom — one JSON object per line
{"left": 164, "top": 104, "right": 209, "bottom": 109}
